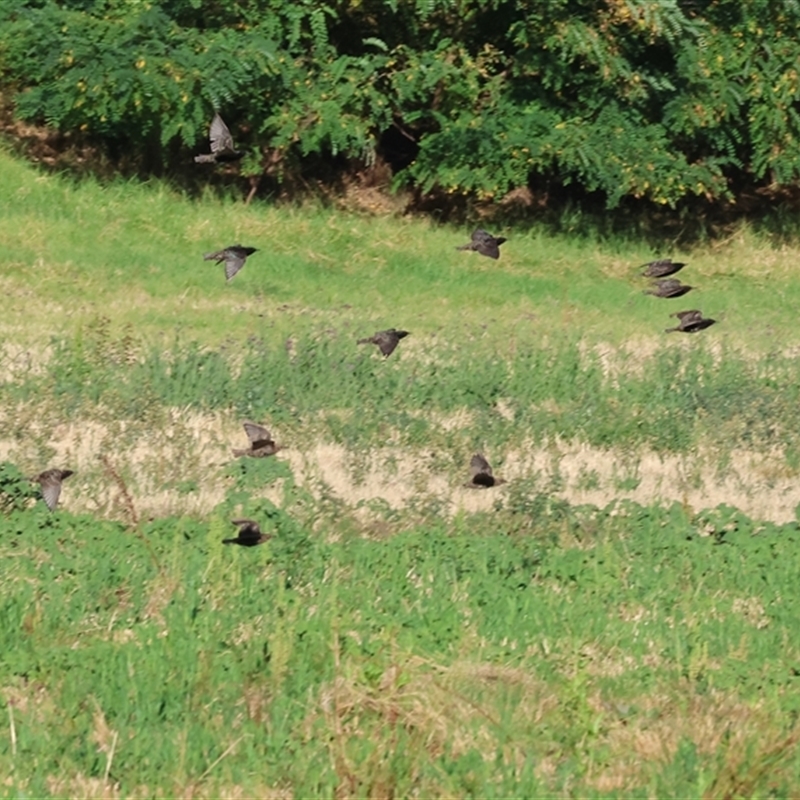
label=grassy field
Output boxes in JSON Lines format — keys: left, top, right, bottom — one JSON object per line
{"left": 3, "top": 147, "right": 800, "bottom": 797}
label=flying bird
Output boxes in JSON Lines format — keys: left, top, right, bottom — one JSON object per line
{"left": 463, "top": 453, "right": 506, "bottom": 489}
{"left": 232, "top": 421, "right": 281, "bottom": 458}
{"left": 357, "top": 328, "right": 409, "bottom": 357}
{"left": 222, "top": 519, "right": 272, "bottom": 547}
{"left": 203, "top": 245, "right": 258, "bottom": 281}
{"left": 29, "top": 468, "right": 74, "bottom": 511}
{"left": 194, "top": 113, "right": 243, "bottom": 164}
{"left": 640, "top": 259, "right": 686, "bottom": 278}
{"left": 665, "top": 309, "right": 717, "bottom": 333}
{"left": 456, "top": 229, "right": 507, "bottom": 259}
{"left": 644, "top": 278, "right": 693, "bottom": 298}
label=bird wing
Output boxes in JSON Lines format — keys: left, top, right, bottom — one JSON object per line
{"left": 471, "top": 230, "right": 505, "bottom": 258}
{"left": 39, "top": 473, "right": 63, "bottom": 511}
{"left": 376, "top": 331, "right": 400, "bottom": 356}
{"left": 686, "top": 317, "right": 715, "bottom": 331}
{"left": 224, "top": 253, "right": 247, "bottom": 281}
{"left": 209, "top": 114, "right": 235, "bottom": 154}
{"left": 470, "top": 453, "right": 492, "bottom": 477}
{"left": 673, "top": 309, "right": 703, "bottom": 322}
{"left": 476, "top": 240, "right": 501, "bottom": 259}
{"left": 243, "top": 421, "right": 273, "bottom": 448}
{"left": 232, "top": 518, "right": 260, "bottom": 531}
{"left": 642, "top": 258, "right": 671, "bottom": 269}
{"left": 231, "top": 518, "right": 262, "bottom": 542}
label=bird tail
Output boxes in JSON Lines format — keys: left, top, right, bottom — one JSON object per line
{"left": 231, "top": 448, "right": 249, "bottom": 457}
{"left": 664, "top": 326, "right": 680, "bottom": 333}
{"left": 194, "top": 154, "right": 216, "bottom": 164}
{"left": 455, "top": 244, "right": 473, "bottom": 251}
{"left": 356, "top": 338, "right": 371, "bottom": 345}
{"left": 221, "top": 538, "right": 238, "bottom": 545}
{"left": 203, "top": 251, "right": 222, "bottom": 261}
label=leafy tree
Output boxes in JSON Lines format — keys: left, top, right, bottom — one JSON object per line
{"left": 1, "top": 0, "right": 799, "bottom": 208}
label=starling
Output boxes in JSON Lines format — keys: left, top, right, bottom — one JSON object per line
{"left": 357, "top": 328, "right": 409, "bottom": 357}
{"left": 29, "top": 468, "right": 74, "bottom": 511}
{"left": 463, "top": 453, "right": 506, "bottom": 489}
{"left": 456, "top": 229, "right": 507, "bottom": 260}
{"left": 665, "top": 309, "right": 716, "bottom": 333}
{"left": 640, "top": 259, "right": 686, "bottom": 278}
{"left": 232, "top": 421, "right": 281, "bottom": 458}
{"left": 194, "top": 113, "right": 243, "bottom": 164}
{"left": 203, "top": 244, "right": 258, "bottom": 281}
{"left": 644, "top": 278, "right": 693, "bottom": 298}
{"left": 222, "top": 519, "right": 272, "bottom": 547}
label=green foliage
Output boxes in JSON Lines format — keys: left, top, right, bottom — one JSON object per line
{"left": 2, "top": 0, "right": 800, "bottom": 205}
{"left": 0, "top": 461, "right": 35, "bottom": 513}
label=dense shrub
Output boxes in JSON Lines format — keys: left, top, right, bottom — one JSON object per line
{"left": 1, "top": 0, "right": 800, "bottom": 207}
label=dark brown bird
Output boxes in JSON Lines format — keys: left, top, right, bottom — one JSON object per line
{"left": 456, "top": 229, "right": 507, "bottom": 259}
{"left": 232, "top": 421, "right": 281, "bottom": 458}
{"left": 222, "top": 519, "right": 272, "bottom": 547}
{"left": 357, "top": 328, "right": 409, "bottom": 357}
{"left": 640, "top": 259, "right": 686, "bottom": 278}
{"left": 29, "top": 469, "right": 74, "bottom": 511}
{"left": 204, "top": 245, "right": 258, "bottom": 281}
{"left": 665, "top": 309, "right": 717, "bottom": 333}
{"left": 644, "top": 278, "right": 693, "bottom": 298}
{"left": 463, "top": 454, "right": 506, "bottom": 489}
{"left": 194, "top": 113, "right": 243, "bottom": 164}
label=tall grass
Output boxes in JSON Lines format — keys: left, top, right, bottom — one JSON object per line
{"left": 4, "top": 319, "right": 800, "bottom": 466}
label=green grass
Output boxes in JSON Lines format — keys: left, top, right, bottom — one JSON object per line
{"left": 3, "top": 494, "right": 800, "bottom": 797}
{"left": 3, "top": 147, "right": 800, "bottom": 797}
{"left": 3, "top": 146, "right": 800, "bottom": 351}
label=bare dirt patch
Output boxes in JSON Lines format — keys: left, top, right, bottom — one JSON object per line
{"left": 2, "top": 409, "right": 797, "bottom": 523}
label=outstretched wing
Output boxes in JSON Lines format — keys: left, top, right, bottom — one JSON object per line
{"left": 470, "top": 453, "right": 492, "bottom": 478}
{"left": 243, "top": 421, "right": 273, "bottom": 448}
{"left": 471, "top": 230, "right": 505, "bottom": 259}
{"left": 39, "top": 473, "right": 64, "bottom": 511}
{"left": 376, "top": 331, "right": 400, "bottom": 356}
{"left": 673, "top": 309, "right": 703, "bottom": 323}
{"left": 224, "top": 253, "right": 247, "bottom": 281}
{"left": 209, "top": 114, "right": 235, "bottom": 155}
{"left": 641, "top": 259, "right": 685, "bottom": 277}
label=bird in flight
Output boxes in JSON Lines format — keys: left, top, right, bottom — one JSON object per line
{"left": 639, "top": 259, "right": 686, "bottom": 278}
{"left": 644, "top": 278, "right": 693, "bottom": 298}
{"left": 222, "top": 519, "right": 272, "bottom": 547}
{"left": 456, "top": 229, "right": 507, "bottom": 259}
{"left": 194, "top": 113, "right": 243, "bottom": 164}
{"left": 203, "top": 245, "right": 258, "bottom": 281}
{"left": 232, "top": 421, "right": 281, "bottom": 458}
{"left": 357, "top": 328, "right": 409, "bottom": 357}
{"left": 463, "top": 453, "right": 505, "bottom": 488}
{"left": 665, "top": 309, "right": 716, "bottom": 333}
{"left": 29, "top": 468, "right": 74, "bottom": 511}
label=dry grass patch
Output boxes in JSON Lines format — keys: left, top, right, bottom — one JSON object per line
{"left": 309, "top": 652, "right": 558, "bottom": 798}
{"left": 588, "top": 686, "right": 800, "bottom": 796}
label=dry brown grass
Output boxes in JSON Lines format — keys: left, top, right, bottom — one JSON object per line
{"left": 307, "top": 644, "right": 559, "bottom": 799}
{"left": 588, "top": 686, "right": 800, "bottom": 796}
{"left": 3, "top": 402, "right": 800, "bottom": 524}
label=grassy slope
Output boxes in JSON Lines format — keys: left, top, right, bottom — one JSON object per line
{"left": 2, "top": 150, "right": 800, "bottom": 796}
{"left": 2, "top": 148, "right": 800, "bottom": 350}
